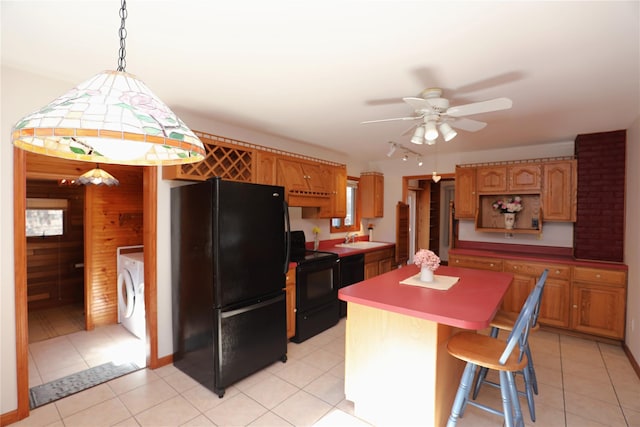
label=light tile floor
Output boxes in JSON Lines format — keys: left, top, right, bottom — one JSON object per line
{"left": 16, "top": 318, "right": 640, "bottom": 427}
{"left": 28, "top": 304, "right": 146, "bottom": 389}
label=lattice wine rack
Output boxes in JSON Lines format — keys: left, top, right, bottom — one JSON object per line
{"left": 163, "top": 133, "right": 254, "bottom": 182}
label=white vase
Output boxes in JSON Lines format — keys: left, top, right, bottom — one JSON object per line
{"left": 504, "top": 212, "right": 516, "bottom": 230}
{"left": 420, "top": 267, "right": 434, "bottom": 282}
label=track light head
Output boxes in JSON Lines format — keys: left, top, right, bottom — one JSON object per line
{"left": 387, "top": 142, "right": 397, "bottom": 157}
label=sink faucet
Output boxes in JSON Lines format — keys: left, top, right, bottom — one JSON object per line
{"left": 345, "top": 233, "right": 355, "bottom": 243}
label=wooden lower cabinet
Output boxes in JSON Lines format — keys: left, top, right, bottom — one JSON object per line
{"left": 503, "top": 261, "right": 571, "bottom": 328}
{"left": 449, "top": 254, "right": 502, "bottom": 272}
{"left": 285, "top": 267, "right": 296, "bottom": 339}
{"left": 364, "top": 247, "right": 395, "bottom": 280}
{"left": 571, "top": 267, "right": 626, "bottom": 339}
{"left": 449, "top": 253, "right": 626, "bottom": 340}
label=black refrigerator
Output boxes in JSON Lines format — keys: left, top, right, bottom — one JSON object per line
{"left": 171, "top": 177, "right": 290, "bottom": 398}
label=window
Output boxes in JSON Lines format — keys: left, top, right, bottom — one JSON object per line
{"left": 26, "top": 198, "right": 68, "bottom": 237}
{"left": 330, "top": 179, "right": 360, "bottom": 232}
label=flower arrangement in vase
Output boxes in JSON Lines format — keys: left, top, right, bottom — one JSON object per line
{"left": 492, "top": 196, "right": 523, "bottom": 229}
{"left": 414, "top": 249, "right": 440, "bottom": 282}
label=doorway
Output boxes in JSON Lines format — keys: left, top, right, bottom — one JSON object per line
{"left": 14, "top": 150, "right": 155, "bottom": 414}
{"left": 402, "top": 174, "right": 455, "bottom": 264}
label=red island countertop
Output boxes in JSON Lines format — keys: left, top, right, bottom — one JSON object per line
{"left": 338, "top": 264, "right": 513, "bottom": 330}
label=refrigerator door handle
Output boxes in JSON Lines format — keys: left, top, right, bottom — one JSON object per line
{"left": 283, "top": 200, "right": 291, "bottom": 274}
{"left": 221, "top": 293, "right": 285, "bottom": 319}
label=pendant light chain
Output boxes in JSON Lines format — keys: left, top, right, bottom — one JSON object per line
{"left": 117, "top": 0, "right": 128, "bottom": 72}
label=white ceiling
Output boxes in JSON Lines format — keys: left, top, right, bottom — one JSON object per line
{"left": 2, "top": 1, "right": 639, "bottom": 163}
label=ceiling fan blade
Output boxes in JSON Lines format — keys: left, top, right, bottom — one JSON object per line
{"left": 402, "top": 97, "right": 433, "bottom": 112}
{"left": 450, "top": 118, "right": 487, "bottom": 132}
{"left": 401, "top": 124, "right": 418, "bottom": 136}
{"left": 446, "top": 97, "right": 512, "bottom": 117}
{"left": 361, "top": 115, "right": 423, "bottom": 124}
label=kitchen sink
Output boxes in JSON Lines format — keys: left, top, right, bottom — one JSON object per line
{"left": 335, "top": 241, "right": 390, "bottom": 249}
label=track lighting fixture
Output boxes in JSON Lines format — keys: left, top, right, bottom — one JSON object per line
{"left": 387, "top": 143, "right": 397, "bottom": 157}
{"left": 385, "top": 141, "right": 423, "bottom": 166}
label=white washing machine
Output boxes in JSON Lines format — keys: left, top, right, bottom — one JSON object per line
{"left": 117, "top": 250, "right": 145, "bottom": 339}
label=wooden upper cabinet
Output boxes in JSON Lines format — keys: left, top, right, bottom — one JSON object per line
{"left": 454, "top": 166, "right": 476, "bottom": 219}
{"left": 543, "top": 160, "right": 576, "bottom": 221}
{"left": 314, "top": 165, "right": 347, "bottom": 219}
{"left": 331, "top": 166, "right": 347, "bottom": 218}
{"left": 508, "top": 164, "right": 541, "bottom": 191}
{"left": 255, "top": 151, "right": 277, "bottom": 185}
{"left": 476, "top": 166, "right": 507, "bottom": 193}
{"left": 360, "top": 172, "right": 384, "bottom": 218}
{"left": 277, "top": 159, "right": 331, "bottom": 195}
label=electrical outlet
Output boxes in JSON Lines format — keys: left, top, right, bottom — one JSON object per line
{"left": 531, "top": 218, "right": 539, "bottom": 229}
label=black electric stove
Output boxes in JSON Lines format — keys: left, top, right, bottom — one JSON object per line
{"left": 289, "top": 231, "right": 340, "bottom": 342}
{"left": 289, "top": 231, "right": 339, "bottom": 264}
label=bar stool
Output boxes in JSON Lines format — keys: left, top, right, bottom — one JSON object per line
{"left": 473, "top": 270, "right": 548, "bottom": 422}
{"left": 446, "top": 281, "right": 543, "bottom": 427}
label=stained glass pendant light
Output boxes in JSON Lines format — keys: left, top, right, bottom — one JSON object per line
{"left": 77, "top": 166, "right": 120, "bottom": 186}
{"left": 11, "top": 0, "right": 205, "bottom": 166}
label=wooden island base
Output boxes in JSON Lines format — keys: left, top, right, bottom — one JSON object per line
{"left": 344, "top": 302, "right": 464, "bottom": 426}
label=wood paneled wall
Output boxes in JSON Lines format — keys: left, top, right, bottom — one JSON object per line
{"left": 26, "top": 152, "right": 144, "bottom": 326}
{"left": 26, "top": 180, "right": 85, "bottom": 310}
{"left": 85, "top": 166, "right": 143, "bottom": 327}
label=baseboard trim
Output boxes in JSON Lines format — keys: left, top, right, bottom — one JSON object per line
{"left": 1, "top": 408, "right": 21, "bottom": 426}
{"left": 155, "top": 354, "right": 173, "bottom": 368}
{"left": 623, "top": 343, "right": 640, "bottom": 380}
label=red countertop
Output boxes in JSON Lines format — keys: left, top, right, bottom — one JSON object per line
{"left": 338, "top": 264, "right": 513, "bottom": 330}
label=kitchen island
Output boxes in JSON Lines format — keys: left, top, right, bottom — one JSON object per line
{"left": 338, "top": 264, "right": 513, "bottom": 427}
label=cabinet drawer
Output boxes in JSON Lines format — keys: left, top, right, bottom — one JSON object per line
{"left": 573, "top": 267, "right": 626, "bottom": 286}
{"left": 504, "top": 261, "right": 570, "bottom": 280}
{"left": 364, "top": 248, "right": 394, "bottom": 263}
{"left": 450, "top": 255, "right": 503, "bottom": 272}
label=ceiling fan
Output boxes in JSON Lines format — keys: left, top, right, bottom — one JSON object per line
{"left": 362, "top": 88, "right": 512, "bottom": 145}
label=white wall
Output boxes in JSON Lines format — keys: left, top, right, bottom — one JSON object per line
{"left": 1, "top": 66, "right": 77, "bottom": 414}
{"left": 624, "top": 116, "right": 639, "bottom": 364}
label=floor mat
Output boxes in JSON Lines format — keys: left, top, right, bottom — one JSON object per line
{"left": 29, "top": 361, "right": 140, "bottom": 409}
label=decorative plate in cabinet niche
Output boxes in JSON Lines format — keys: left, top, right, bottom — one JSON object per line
{"left": 475, "top": 194, "right": 542, "bottom": 234}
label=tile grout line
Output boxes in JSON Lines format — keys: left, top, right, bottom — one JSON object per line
{"left": 598, "top": 341, "right": 631, "bottom": 427}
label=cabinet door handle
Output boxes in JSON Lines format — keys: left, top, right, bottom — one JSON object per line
{"left": 573, "top": 305, "right": 578, "bottom": 309}
{"left": 596, "top": 274, "right": 601, "bottom": 278}
{"left": 490, "top": 263, "right": 494, "bottom": 267}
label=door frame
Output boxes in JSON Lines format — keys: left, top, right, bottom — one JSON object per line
{"left": 401, "top": 173, "right": 455, "bottom": 262}
{"left": 12, "top": 148, "right": 159, "bottom": 420}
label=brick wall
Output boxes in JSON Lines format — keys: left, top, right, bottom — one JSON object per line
{"left": 574, "top": 130, "right": 626, "bottom": 262}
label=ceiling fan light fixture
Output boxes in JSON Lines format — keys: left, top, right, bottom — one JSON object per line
{"left": 424, "top": 121, "right": 438, "bottom": 141}
{"left": 11, "top": 0, "right": 204, "bottom": 166}
{"left": 410, "top": 126, "right": 425, "bottom": 145}
{"left": 439, "top": 122, "right": 458, "bottom": 142}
